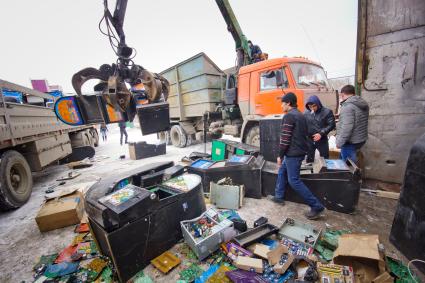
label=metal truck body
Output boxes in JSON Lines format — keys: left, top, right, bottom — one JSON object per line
{"left": 159, "top": 53, "right": 336, "bottom": 148}
{"left": 0, "top": 79, "right": 99, "bottom": 209}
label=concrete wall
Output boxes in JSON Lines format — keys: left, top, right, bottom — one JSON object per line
{"left": 356, "top": 0, "right": 425, "bottom": 183}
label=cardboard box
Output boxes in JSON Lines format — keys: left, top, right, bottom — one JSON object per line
{"left": 267, "top": 244, "right": 289, "bottom": 265}
{"left": 317, "top": 263, "right": 355, "bottom": 283}
{"left": 235, "top": 256, "right": 263, "bottom": 273}
{"left": 372, "top": 272, "right": 394, "bottom": 283}
{"left": 267, "top": 244, "right": 294, "bottom": 275}
{"left": 35, "top": 191, "right": 84, "bottom": 232}
{"left": 333, "top": 234, "right": 386, "bottom": 283}
{"left": 253, "top": 244, "right": 271, "bottom": 259}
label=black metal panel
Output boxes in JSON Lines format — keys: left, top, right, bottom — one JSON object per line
{"left": 259, "top": 116, "right": 282, "bottom": 162}
{"left": 140, "top": 165, "right": 185, "bottom": 188}
{"left": 137, "top": 102, "right": 170, "bottom": 135}
{"left": 85, "top": 162, "right": 206, "bottom": 282}
{"left": 85, "top": 162, "right": 175, "bottom": 231}
{"left": 390, "top": 133, "right": 425, "bottom": 274}
{"left": 76, "top": 95, "right": 105, "bottom": 124}
{"left": 188, "top": 156, "right": 264, "bottom": 199}
{"left": 129, "top": 141, "right": 166, "bottom": 159}
{"left": 106, "top": 215, "right": 151, "bottom": 282}
{"left": 261, "top": 161, "right": 360, "bottom": 214}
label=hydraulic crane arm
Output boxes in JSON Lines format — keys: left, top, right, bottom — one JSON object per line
{"left": 103, "top": 0, "right": 133, "bottom": 60}
{"left": 54, "top": 0, "right": 170, "bottom": 135}
{"left": 215, "top": 0, "right": 252, "bottom": 68}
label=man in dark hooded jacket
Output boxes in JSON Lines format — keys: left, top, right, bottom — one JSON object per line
{"left": 304, "top": 95, "right": 336, "bottom": 163}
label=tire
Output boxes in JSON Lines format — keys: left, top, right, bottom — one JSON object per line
{"left": 170, "top": 125, "right": 187, "bottom": 148}
{"left": 84, "top": 133, "right": 93, "bottom": 147}
{"left": 90, "top": 128, "right": 99, "bottom": 147}
{"left": 0, "top": 150, "right": 33, "bottom": 210}
{"left": 186, "top": 134, "right": 195, "bottom": 147}
{"left": 245, "top": 125, "right": 260, "bottom": 147}
{"left": 158, "top": 131, "right": 171, "bottom": 145}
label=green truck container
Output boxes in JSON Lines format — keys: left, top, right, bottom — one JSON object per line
{"left": 159, "top": 53, "right": 229, "bottom": 148}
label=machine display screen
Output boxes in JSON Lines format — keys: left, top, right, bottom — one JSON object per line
{"left": 116, "top": 178, "right": 131, "bottom": 190}
{"left": 228, "top": 155, "right": 251, "bottom": 164}
{"left": 191, "top": 159, "right": 214, "bottom": 169}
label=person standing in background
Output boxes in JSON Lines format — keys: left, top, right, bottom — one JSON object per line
{"left": 119, "top": 121, "right": 128, "bottom": 146}
{"left": 100, "top": 123, "right": 108, "bottom": 142}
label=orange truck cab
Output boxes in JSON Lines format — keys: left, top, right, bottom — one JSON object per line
{"left": 230, "top": 57, "right": 338, "bottom": 146}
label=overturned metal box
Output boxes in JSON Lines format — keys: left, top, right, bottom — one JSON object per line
{"left": 180, "top": 208, "right": 234, "bottom": 260}
{"left": 210, "top": 180, "right": 244, "bottom": 210}
{"left": 128, "top": 141, "right": 166, "bottom": 160}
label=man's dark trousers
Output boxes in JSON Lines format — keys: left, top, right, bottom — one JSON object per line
{"left": 275, "top": 156, "right": 324, "bottom": 211}
{"left": 306, "top": 138, "right": 329, "bottom": 163}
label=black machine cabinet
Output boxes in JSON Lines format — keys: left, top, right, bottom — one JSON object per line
{"left": 187, "top": 155, "right": 265, "bottom": 199}
{"left": 85, "top": 162, "right": 206, "bottom": 282}
{"left": 390, "top": 133, "right": 425, "bottom": 274}
{"left": 259, "top": 115, "right": 283, "bottom": 162}
{"left": 262, "top": 159, "right": 361, "bottom": 214}
{"left": 137, "top": 102, "right": 170, "bottom": 135}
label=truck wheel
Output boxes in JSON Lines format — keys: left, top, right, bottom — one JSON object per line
{"left": 90, "top": 128, "right": 99, "bottom": 147}
{"left": 85, "top": 131, "right": 95, "bottom": 147}
{"left": 0, "top": 150, "right": 33, "bottom": 210}
{"left": 186, "top": 134, "right": 195, "bottom": 146}
{"left": 170, "top": 125, "right": 187, "bottom": 148}
{"left": 158, "top": 131, "right": 171, "bottom": 145}
{"left": 245, "top": 126, "right": 260, "bottom": 147}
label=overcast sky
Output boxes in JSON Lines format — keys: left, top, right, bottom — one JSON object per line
{"left": 1, "top": 0, "right": 357, "bottom": 93}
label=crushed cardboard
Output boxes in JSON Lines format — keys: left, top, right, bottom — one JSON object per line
{"left": 235, "top": 256, "right": 263, "bottom": 273}
{"left": 252, "top": 244, "right": 270, "bottom": 259}
{"left": 333, "top": 234, "right": 386, "bottom": 283}
{"left": 36, "top": 190, "right": 84, "bottom": 232}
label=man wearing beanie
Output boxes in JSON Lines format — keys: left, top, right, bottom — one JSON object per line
{"left": 272, "top": 92, "right": 325, "bottom": 220}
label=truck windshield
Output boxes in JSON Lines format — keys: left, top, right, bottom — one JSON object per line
{"left": 289, "top": 63, "right": 329, "bottom": 88}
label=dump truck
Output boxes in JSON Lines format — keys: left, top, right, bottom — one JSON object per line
{"left": 158, "top": 0, "right": 337, "bottom": 148}
{"left": 159, "top": 52, "right": 337, "bottom": 148}
{"left": 0, "top": 79, "right": 99, "bottom": 210}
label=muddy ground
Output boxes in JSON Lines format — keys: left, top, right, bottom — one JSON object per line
{"left": 0, "top": 125, "right": 421, "bottom": 282}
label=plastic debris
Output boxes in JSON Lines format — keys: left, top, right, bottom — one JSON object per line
{"left": 315, "top": 229, "right": 350, "bottom": 261}
{"left": 179, "top": 263, "right": 204, "bottom": 282}
{"left": 206, "top": 264, "right": 234, "bottom": 283}
{"left": 195, "top": 264, "right": 220, "bottom": 283}
{"left": 33, "top": 254, "right": 58, "bottom": 278}
{"left": 386, "top": 256, "right": 421, "bottom": 283}
{"left": 130, "top": 270, "right": 154, "bottom": 283}
{"left": 44, "top": 262, "right": 80, "bottom": 278}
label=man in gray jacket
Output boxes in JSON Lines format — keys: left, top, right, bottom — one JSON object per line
{"left": 336, "top": 85, "right": 369, "bottom": 163}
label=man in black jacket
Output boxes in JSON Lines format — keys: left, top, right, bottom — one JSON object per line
{"left": 272, "top": 92, "right": 325, "bottom": 220}
{"left": 248, "top": 40, "right": 263, "bottom": 63}
{"left": 304, "top": 95, "right": 336, "bottom": 163}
